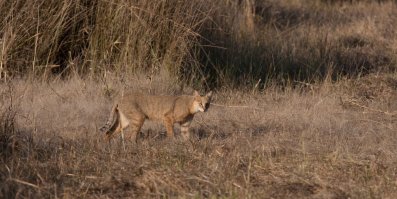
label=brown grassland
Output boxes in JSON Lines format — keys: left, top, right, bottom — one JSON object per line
{"left": 1, "top": 0, "right": 397, "bottom": 198}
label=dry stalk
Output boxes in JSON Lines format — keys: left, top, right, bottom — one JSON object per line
{"left": 211, "top": 103, "right": 264, "bottom": 110}
{"left": 340, "top": 97, "right": 397, "bottom": 116}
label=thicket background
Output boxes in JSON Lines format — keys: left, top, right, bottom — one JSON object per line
{"left": 1, "top": 0, "right": 396, "bottom": 87}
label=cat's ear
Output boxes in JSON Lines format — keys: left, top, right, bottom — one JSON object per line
{"left": 206, "top": 91, "right": 213, "bottom": 98}
{"left": 193, "top": 90, "right": 200, "bottom": 96}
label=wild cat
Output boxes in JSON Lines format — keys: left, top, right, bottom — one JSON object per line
{"left": 100, "top": 90, "right": 213, "bottom": 143}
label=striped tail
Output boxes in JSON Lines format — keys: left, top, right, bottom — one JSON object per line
{"left": 100, "top": 104, "right": 121, "bottom": 139}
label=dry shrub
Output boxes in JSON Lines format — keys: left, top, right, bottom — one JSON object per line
{"left": 0, "top": 96, "right": 39, "bottom": 198}
{"left": 0, "top": 105, "right": 17, "bottom": 161}
{"left": 0, "top": 0, "right": 94, "bottom": 77}
{"left": 88, "top": 0, "right": 207, "bottom": 76}
{"left": 0, "top": 0, "right": 206, "bottom": 79}
{"left": 198, "top": 0, "right": 397, "bottom": 87}
{"left": 1, "top": 0, "right": 397, "bottom": 88}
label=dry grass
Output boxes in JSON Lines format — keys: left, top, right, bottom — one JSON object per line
{"left": 1, "top": 0, "right": 397, "bottom": 198}
{"left": 1, "top": 73, "right": 396, "bottom": 198}
{"left": 1, "top": 0, "right": 397, "bottom": 87}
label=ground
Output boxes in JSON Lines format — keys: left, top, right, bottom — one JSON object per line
{"left": 1, "top": 73, "right": 397, "bottom": 198}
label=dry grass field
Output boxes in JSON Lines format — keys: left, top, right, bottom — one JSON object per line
{"left": 1, "top": 73, "right": 397, "bottom": 198}
{"left": 1, "top": 0, "right": 397, "bottom": 198}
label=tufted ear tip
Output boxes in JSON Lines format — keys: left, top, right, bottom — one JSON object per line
{"left": 193, "top": 90, "right": 200, "bottom": 96}
{"left": 206, "top": 91, "right": 213, "bottom": 98}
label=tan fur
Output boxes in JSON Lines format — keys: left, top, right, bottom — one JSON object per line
{"left": 100, "top": 90, "right": 213, "bottom": 142}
